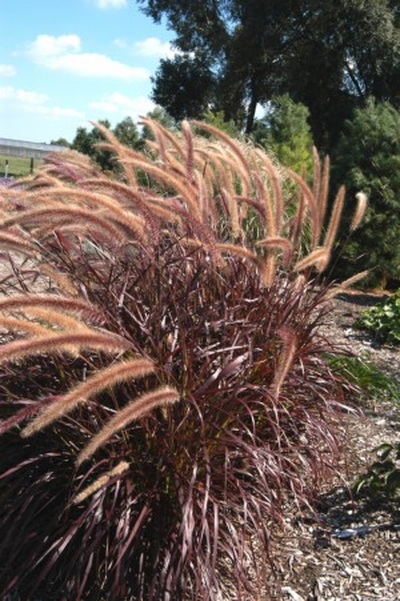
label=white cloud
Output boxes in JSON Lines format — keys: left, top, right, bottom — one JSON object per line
{"left": 134, "top": 37, "right": 176, "bottom": 59}
{"left": 0, "top": 64, "right": 16, "bottom": 77}
{"left": 48, "top": 53, "right": 148, "bottom": 79}
{"left": 0, "top": 85, "right": 84, "bottom": 119}
{"left": 113, "top": 38, "right": 128, "bottom": 50}
{"left": 0, "top": 86, "right": 48, "bottom": 105}
{"left": 28, "top": 34, "right": 81, "bottom": 59}
{"left": 89, "top": 92, "right": 155, "bottom": 118}
{"left": 94, "top": 0, "right": 127, "bottom": 8}
{"left": 28, "top": 105, "right": 85, "bottom": 118}
{"left": 115, "top": 37, "right": 177, "bottom": 60}
{"left": 27, "top": 34, "right": 149, "bottom": 80}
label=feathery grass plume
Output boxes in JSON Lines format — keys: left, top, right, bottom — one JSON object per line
{"left": 286, "top": 167, "right": 320, "bottom": 247}
{"left": 27, "top": 189, "right": 149, "bottom": 243}
{"left": 0, "top": 394, "right": 57, "bottom": 435}
{"left": 254, "top": 149, "right": 284, "bottom": 234}
{"left": 77, "top": 386, "right": 180, "bottom": 465}
{"left": 145, "top": 196, "right": 183, "bottom": 226}
{"left": 311, "top": 146, "right": 322, "bottom": 203}
{"left": 0, "top": 294, "right": 103, "bottom": 321}
{"left": 271, "top": 327, "right": 298, "bottom": 396}
{"left": 0, "top": 232, "right": 36, "bottom": 255}
{"left": 217, "top": 186, "right": 241, "bottom": 239}
{"left": 322, "top": 185, "right": 346, "bottom": 256}
{"left": 195, "top": 144, "right": 236, "bottom": 199}
{"left": 351, "top": 191, "right": 368, "bottom": 231}
{"left": 293, "top": 247, "right": 330, "bottom": 272}
{"left": 256, "top": 236, "right": 292, "bottom": 264}
{"left": 215, "top": 242, "right": 261, "bottom": 271}
{"left": 21, "top": 357, "right": 155, "bottom": 437}
{"left": 19, "top": 306, "right": 95, "bottom": 334}
{"left": 139, "top": 117, "right": 184, "bottom": 160}
{"left": 72, "top": 460, "right": 130, "bottom": 504}
{"left": 36, "top": 262, "right": 79, "bottom": 296}
{"left": 255, "top": 235, "right": 293, "bottom": 286}
{"left": 43, "top": 148, "right": 101, "bottom": 182}
{"left": 326, "top": 270, "right": 370, "bottom": 298}
{"left": 289, "top": 185, "right": 308, "bottom": 252}
{"left": 317, "top": 154, "right": 330, "bottom": 224}
{"left": 122, "top": 155, "right": 202, "bottom": 220}
{"left": 191, "top": 120, "right": 253, "bottom": 195}
{"left": 0, "top": 315, "right": 50, "bottom": 338}
{"left": 0, "top": 205, "right": 130, "bottom": 244}
{"left": 81, "top": 179, "right": 162, "bottom": 240}
{"left": 0, "top": 330, "right": 130, "bottom": 364}
{"left": 252, "top": 169, "right": 277, "bottom": 238}
{"left": 205, "top": 142, "right": 253, "bottom": 198}
{"left": 181, "top": 120, "right": 195, "bottom": 182}
{"left": 194, "top": 168, "right": 215, "bottom": 225}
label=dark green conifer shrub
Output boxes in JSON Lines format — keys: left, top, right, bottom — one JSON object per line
{"left": 332, "top": 99, "right": 400, "bottom": 287}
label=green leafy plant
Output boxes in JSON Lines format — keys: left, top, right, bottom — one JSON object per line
{"left": 353, "top": 442, "right": 400, "bottom": 498}
{"left": 355, "top": 291, "right": 400, "bottom": 345}
{"left": 0, "top": 119, "right": 365, "bottom": 599}
{"left": 328, "top": 351, "right": 400, "bottom": 403}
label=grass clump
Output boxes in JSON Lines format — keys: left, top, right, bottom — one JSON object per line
{"left": 328, "top": 352, "right": 400, "bottom": 404}
{"left": 0, "top": 119, "right": 365, "bottom": 599}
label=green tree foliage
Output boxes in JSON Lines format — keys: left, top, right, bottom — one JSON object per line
{"left": 332, "top": 99, "right": 400, "bottom": 287}
{"left": 72, "top": 117, "right": 141, "bottom": 170}
{"left": 72, "top": 119, "right": 114, "bottom": 171}
{"left": 50, "top": 137, "right": 70, "bottom": 148}
{"left": 140, "top": 106, "right": 178, "bottom": 141}
{"left": 112, "top": 116, "right": 140, "bottom": 149}
{"left": 252, "top": 94, "right": 314, "bottom": 175}
{"left": 137, "top": 0, "right": 400, "bottom": 148}
{"left": 200, "top": 109, "right": 242, "bottom": 138}
{"left": 151, "top": 53, "right": 215, "bottom": 121}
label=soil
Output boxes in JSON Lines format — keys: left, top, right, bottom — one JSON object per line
{"left": 272, "top": 291, "right": 400, "bottom": 601}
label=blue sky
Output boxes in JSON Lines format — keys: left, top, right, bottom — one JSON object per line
{"left": 0, "top": 0, "right": 174, "bottom": 143}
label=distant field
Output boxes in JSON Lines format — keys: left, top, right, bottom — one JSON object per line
{"left": 0, "top": 153, "right": 43, "bottom": 177}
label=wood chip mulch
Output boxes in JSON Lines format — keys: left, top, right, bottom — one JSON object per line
{"left": 268, "top": 292, "right": 400, "bottom": 601}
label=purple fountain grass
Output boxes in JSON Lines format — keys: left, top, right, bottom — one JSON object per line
{"left": 0, "top": 119, "right": 367, "bottom": 600}
{"left": 0, "top": 330, "right": 131, "bottom": 363}
{"left": 21, "top": 357, "right": 156, "bottom": 437}
{"left": 76, "top": 385, "right": 180, "bottom": 465}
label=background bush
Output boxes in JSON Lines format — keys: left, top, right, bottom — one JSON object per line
{"left": 331, "top": 99, "right": 400, "bottom": 288}
{"left": 252, "top": 94, "right": 314, "bottom": 176}
{"left": 355, "top": 290, "right": 400, "bottom": 345}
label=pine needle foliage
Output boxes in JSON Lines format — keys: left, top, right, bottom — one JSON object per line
{"left": 0, "top": 120, "right": 363, "bottom": 599}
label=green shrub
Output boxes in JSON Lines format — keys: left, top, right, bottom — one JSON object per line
{"left": 355, "top": 291, "right": 400, "bottom": 345}
{"left": 332, "top": 99, "right": 400, "bottom": 287}
{"left": 252, "top": 94, "right": 314, "bottom": 176}
{"left": 0, "top": 120, "right": 363, "bottom": 599}
{"left": 353, "top": 442, "right": 400, "bottom": 499}
{"left": 328, "top": 351, "right": 400, "bottom": 402}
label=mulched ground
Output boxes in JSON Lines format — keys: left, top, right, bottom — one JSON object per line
{"left": 270, "top": 291, "right": 400, "bottom": 601}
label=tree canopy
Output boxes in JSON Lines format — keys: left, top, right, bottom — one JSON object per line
{"left": 138, "top": 0, "right": 400, "bottom": 150}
